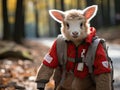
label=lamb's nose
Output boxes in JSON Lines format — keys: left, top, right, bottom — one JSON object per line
{"left": 72, "top": 32, "right": 78, "bottom": 36}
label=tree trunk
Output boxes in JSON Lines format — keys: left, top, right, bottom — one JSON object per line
{"left": 109, "top": 0, "right": 115, "bottom": 25}
{"left": 61, "top": 0, "right": 64, "bottom": 11}
{"left": 77, "top": 0, "right": 80, "bottom": 9}
{"left": 96, "top": 2, "right": 104, "bottom": 28}
{"left": 2, "top": 0, "right": 11, "bottom": 40}
{"left": 101, "top": 0, "right": 110, "bottom": 27}
{"left": 35, "top": 7, "right": 39, "bottom": 37}
{"left": 34, "top": 0, "right": 40, "bottom": 38}
{"left": 86, "top": 0, "right": 94, "bottom": 6}
{"left": 115, "top": 0, "right": 120, "bottom": 25}
{"left": 13, "top": 0, "right": 25, "bottom": 44}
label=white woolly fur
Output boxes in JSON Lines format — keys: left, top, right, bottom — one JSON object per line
{"left": 49, "top": 5, "right": 98, "bottom": 46}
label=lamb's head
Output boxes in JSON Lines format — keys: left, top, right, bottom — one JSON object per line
{"left": 49, "top": 5, "right": 98, "bottom": 46}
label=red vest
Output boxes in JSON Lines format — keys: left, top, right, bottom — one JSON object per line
{"left": 43, "top": 27, "right": 111, "bottom": 79}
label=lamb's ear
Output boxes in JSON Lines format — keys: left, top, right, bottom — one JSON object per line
{"left": 83, "top": 5, "right": 98, "bottom": 22}
{"left": 49, "top": 10, "right": 64, "bottom": 23}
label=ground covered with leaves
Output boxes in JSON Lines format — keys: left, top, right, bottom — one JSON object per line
{"left": 0, "top": 40, "right": 54, "bottom": 90}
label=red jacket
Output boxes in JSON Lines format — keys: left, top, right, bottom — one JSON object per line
{"left": 43, "top": 27, "right": 111, "bottom": 79}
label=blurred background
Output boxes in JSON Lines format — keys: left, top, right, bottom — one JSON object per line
{"left": 0, "top": 0, "right": 120, "bottom": 90}
{"left": 0, "top": 0, "right": 120, "bottom": 42}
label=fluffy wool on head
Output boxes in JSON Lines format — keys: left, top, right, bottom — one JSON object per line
{"left": 49, "top": 5, "right": 98, "bottom": 46}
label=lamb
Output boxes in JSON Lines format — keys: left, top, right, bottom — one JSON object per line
{"left": 49, "top": 5, "right": 97, "bottom": 46}
{"left": 35, "top": 5, "right": 112, "bottom": 90}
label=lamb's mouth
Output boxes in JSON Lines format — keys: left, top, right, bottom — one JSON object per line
{"left": 72, "top": 35, "right": 78, "bottom": 38}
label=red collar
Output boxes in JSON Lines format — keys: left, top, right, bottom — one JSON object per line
{"left": 85, "top": 27, "right": 96, "bottom": 44}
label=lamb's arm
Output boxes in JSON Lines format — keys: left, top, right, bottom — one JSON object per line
{"left": 35, "top": 64, "right": 54, "bottom": 89}
{"left": 94, "top": 43, "right": 112, "bottom": 90}
{"left": 95, "top": 73, "right": 111, "bottom": 90}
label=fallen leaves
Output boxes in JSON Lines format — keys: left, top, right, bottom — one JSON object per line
{"left": 0, "top": 40, "right": 52, "bottom": 90}
{"left": 0, "top": 59, "right": 36, "bottom": 90}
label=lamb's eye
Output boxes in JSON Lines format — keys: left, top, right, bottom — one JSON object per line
{"left": 80, "top": 23, "right": 83, "bottom": 27}
{"left": 66, "top": 23, "right": 69, "bottom": 28}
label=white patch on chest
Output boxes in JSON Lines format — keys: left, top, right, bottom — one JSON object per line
{"left": 102, "top": 61, "right": 109, "bottom": 68}
{"left": 44, "top": 54, "right": 53, "bottom": 63}
{"left": 81, "top": 49, "right": 86, "bottom": 58}
{"left": 77, "top": 63, "right": 84, "bottom": 71}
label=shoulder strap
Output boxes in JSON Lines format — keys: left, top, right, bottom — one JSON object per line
{"left": 84, "top": 37, "right": 102, "bottom": 73}
{"left": 56, "top": 34, "right": 67, "bottom": 65}
{"left": 100, "top": 38, "right": 114, "bottom": 90}
{"left": 56, "top": 35, "right": 68, "bottom": 85}
{"left": 84, "top": 37, "right": 114, "bottom": 89}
